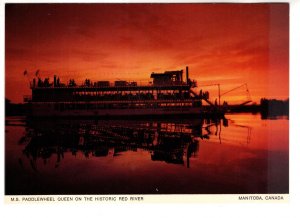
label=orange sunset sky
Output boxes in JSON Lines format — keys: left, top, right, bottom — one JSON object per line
{"left": 5, "top": 3, "right": 289, "bottom": 104}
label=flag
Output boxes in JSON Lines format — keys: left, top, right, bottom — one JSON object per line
{"left": 23, "top": 70, "right": 27, "bottom": 76}
{"left": 35, "top": 70, "right": 40, "bottom": 77}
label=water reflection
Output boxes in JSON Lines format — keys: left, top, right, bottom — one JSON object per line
{"left": 21, "top": 118, "right": 227, "bottom": 170}
{"left": 6, "top": 114, "right": 288, "bottom": 194}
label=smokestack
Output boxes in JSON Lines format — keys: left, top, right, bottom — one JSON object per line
{"left": 54, "top": 75, "right": 57, "bottom": 87}
{"left": 186, "top": 66, "right": 189, "bottom": 83}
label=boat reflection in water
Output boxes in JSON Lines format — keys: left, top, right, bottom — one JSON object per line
{"left": 6, "top": 114, "right": 288, "bottom": 195}
{"left": 22, "top": 118, "right": 220, "bottom": 170}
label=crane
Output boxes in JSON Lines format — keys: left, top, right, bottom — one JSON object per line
{"left": 198, "top": 83, "right": 251, "bottom": 107}
{"left": 220, "top": 83, "right": 252, "bottom": 106}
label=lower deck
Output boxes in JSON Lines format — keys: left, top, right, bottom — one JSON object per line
{"left": 29, "top": 100, "right": 223, "bottom": 118}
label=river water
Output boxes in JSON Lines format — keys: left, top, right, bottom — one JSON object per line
{"left": 5, "top": 113, "right": 289, "bottom": 194}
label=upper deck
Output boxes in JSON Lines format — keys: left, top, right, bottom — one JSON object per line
{"left": 30, "top": 66, "right": 194, "bottom": 90}
{"left": 31, "top": 84, "right": 192, "bottom": 91}
{"left": 27, "top": 66, "right": 199, "bottom": 103}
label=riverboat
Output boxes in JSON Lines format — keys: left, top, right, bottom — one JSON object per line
{"left": 24, "top": 66, "right": 223, "bottom": 118}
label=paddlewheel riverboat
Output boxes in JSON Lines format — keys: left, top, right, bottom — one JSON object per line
{"left": 24, "top": 66, "right": 223, "bottom": 118}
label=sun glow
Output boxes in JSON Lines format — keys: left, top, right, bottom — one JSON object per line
{"left": 5, "top": 3, "right": 289, "bottom": 103}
